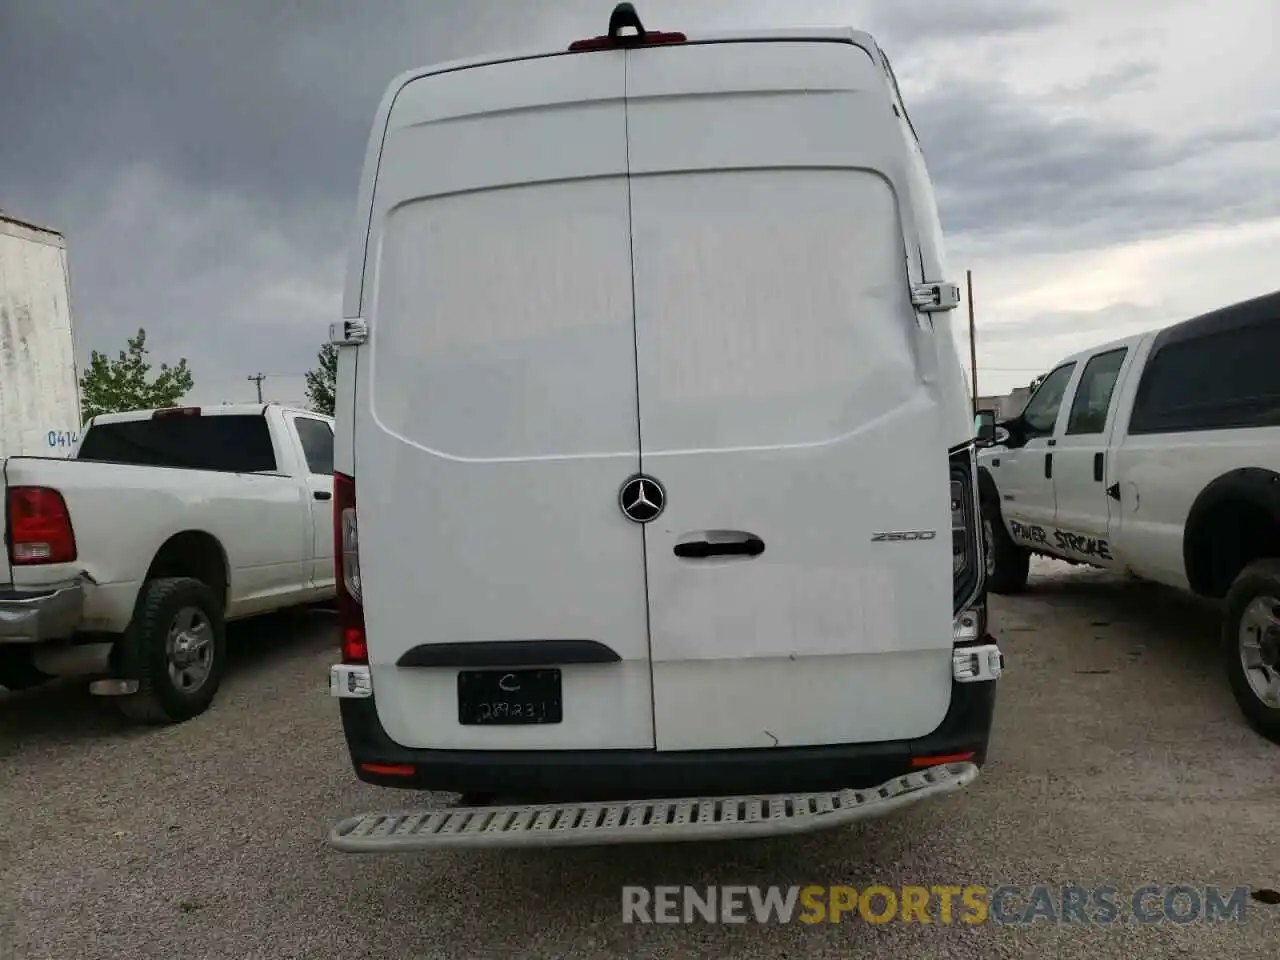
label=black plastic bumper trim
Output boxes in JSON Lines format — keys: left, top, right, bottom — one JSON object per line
{"left": 341, "top": 638, "right": 999, "bottom": 800}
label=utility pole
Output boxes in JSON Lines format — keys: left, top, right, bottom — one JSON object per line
{"left": 248, "top": 372, "right": 266, "bottom": 403}
{"left": 966, "top": 269, "right": 978, "bottom": 409}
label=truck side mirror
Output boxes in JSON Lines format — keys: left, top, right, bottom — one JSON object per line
{"left": 975, "top": 409, "right": 998, "bottom": 446}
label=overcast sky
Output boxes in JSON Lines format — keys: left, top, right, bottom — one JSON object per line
{"left": 2, "top": 0, "right": 1276, "bottom": 406}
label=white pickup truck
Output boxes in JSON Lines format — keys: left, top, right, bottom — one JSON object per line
{"left": 976, "top": 289, "right": 1280, "bottom": 743}
{"left": 0, "top": 402, "right": 337, "bottom": 723}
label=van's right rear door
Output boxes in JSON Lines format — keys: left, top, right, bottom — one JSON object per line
{"left": 626, "top": 40, "right": 956, "bottom": 752}
{"left": 354, "top": 51, "right": 655, "bottom": 751}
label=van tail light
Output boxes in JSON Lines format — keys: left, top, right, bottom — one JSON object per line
{"left": 7, "top": 487, "right": 77, "bottom": 565}
{"left": 334, "top": 471, "right": 367, "bottom": 664}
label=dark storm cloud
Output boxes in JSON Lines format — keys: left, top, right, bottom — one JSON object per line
{"left": 909, "top": 78, "right": 1280, "bottom": 254}
{"left": 0, "top": 1, "right": 538, "bottom": 216}
{"left": 0, "top": 1, "right": 590, "bottom": 400}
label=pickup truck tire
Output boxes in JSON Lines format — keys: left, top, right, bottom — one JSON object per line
{"left": 1223, "top": 559, "right": 1280, "bottom": 744}
{"left": 116, "top": 577, "right": 227, "bottom": 725}
{"left": 981, "top": 500, "right": 1031, "bottom": 595}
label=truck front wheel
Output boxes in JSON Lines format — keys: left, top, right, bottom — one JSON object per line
{"left": 116, "top": 577, "right": 227, "bottom": 725}
{"left": 981, "top": 501, "right": 1031, "bottom": 594}
{"left": 1223, "top": 559, "right": 1280, "bottom": 744}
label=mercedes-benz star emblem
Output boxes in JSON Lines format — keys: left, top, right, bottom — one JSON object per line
{"left": 619, "top": 474, "right": 665, "bottom": 524}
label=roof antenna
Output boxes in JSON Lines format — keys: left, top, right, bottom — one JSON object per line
{"left": 608, "top": 3, "right": 645, "bottom": 40}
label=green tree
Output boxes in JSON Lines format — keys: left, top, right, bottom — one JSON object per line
{"left": 305, "top": 342, "right": 337, "bottom": 416}
{"left": 79, "top": 328, "right": 194, "bottom": 422}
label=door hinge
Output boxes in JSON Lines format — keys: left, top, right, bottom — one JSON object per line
{"left": 911, "top": 281, "right": 961, "bottom": 313}
{"left": 329, "top": 319, "right": 368, "bottom": 346}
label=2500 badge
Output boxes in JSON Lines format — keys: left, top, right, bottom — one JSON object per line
{"left": 870, "top": 530, "right": 937, "bottom": 542}
{"left": 1008, "top": 520, "right": 1112, "bottom": 561}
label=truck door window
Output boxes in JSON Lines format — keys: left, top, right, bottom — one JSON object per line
{"left": 293, "top": 417, "right": 334, "bottom": 475}
{"left": 1021, "top": 362, "right": 1076, "bottom": 437}
{"left": 76, "top": 415, "right": 278, "bottom": 472}
{"left": 1065, "top": 348, "right": 1127, "bottom": 435}
{"left": 1130, "top": 315, "right": 1280, "bottom": 434}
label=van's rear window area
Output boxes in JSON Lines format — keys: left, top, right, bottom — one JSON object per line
{"left": 76, "top": 414, "right": 278, "bottom": 472}
{"left": 370, "top": 177, "right": 641, "bottom": 461}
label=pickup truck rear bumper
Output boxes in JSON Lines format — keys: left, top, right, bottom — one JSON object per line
{"left": 0, "top": 580, "right": 85, "bottom": 644}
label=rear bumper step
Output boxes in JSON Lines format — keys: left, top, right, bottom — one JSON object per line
{"left": 328, "top": 761, "right": 979, "bottom": 852}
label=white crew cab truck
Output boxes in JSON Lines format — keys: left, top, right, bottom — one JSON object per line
{"left": 326, "top": 4, "right": 1003, "bottom": 851}
{"left": 976, "top": 289, "right": 1280, "bottom": 743}
{"left": 1, "top": 403, "right": 337, "bottom": 722}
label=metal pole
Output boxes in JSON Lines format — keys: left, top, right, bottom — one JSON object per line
{"left": 966, "top": 269, "right": 978, "bottom": 409}
{"left": 248, "top": 373, "right": 266, "bottom": 402}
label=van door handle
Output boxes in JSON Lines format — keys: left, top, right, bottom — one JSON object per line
{"left": 1044, "top": 453, "right": 1053, "bottom": 479}
{"left": 673, "top": 531, "right": 765, "bottom": 559}
{"left": 314, "top": 490, "right": 332, "bottom": 501}
{"left": 1093, "top": 452, "right": 1104, "bottom": 482}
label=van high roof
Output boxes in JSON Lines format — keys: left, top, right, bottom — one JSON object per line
{"left": 378, "top": 13, "right": 882, "bottom": 100}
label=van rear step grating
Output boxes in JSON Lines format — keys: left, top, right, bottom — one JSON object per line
{"left": 328, "top": 762, "right": 979, "bottom": 852}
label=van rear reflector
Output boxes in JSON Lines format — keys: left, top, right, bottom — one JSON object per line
{"left": 569, "top": 3, "right": 685, "bottom": 51}
{"left": 359, "top": 763, "right": 415, "bottom": 778}
{"left": 911, "top": 751, "right": 976, "bottom": 768}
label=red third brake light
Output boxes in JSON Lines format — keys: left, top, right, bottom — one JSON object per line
{"left": 333, "top": 471, "right": 367, "bottom": 664}
{"left": 569, "top": 3, "right": 685, "bottom": 51}
{"left": 152, "top": 406, "right": 202, "bottom": 418}
{"left": 7, "top": 486, "right": 77, "bottom": 565}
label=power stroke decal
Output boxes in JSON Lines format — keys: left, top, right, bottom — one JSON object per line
{"left": 1008, "top": 519, "right": 1113, "bottom": 561}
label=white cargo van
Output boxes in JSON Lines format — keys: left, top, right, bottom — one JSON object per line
{"left": 327, "top": 4, "right": 1003, "bottom": 851}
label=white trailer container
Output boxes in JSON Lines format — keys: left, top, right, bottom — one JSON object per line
{"left": 0, "top": 213, "right": 83, "bottom": 460}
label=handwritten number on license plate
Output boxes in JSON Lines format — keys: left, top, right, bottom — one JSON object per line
{"left": 457, "top": 668, "right": 563, "bottom": 725}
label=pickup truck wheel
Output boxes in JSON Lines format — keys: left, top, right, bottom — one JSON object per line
{"left": 116, "top": 577, "right": 227, "bottom": 725}
{"left": 1223, "top": 560, "right": 1280, "bottom": 744}
{"left": 0, "top": 647, "right": 55, "bottom": 692}
{"left": 981, "top": 502, "right": 1030, "bottom": 594}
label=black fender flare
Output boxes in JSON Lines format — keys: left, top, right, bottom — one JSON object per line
{"left": 977, "top": 465, "right": 1001, "bottom": 508}
{"left": 1182, "top": 468, "right": 1280, "bottom": 594}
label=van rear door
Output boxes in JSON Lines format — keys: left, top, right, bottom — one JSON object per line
{"left": 355, "top": 51, "right": 656, "bottom": 750}
{"left": 626, "top": 40, "right": 955, "bottom": 751}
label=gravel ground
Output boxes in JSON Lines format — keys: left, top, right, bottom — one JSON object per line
{"left": 2, "top": 560, "right": 1278, "bottom": 959}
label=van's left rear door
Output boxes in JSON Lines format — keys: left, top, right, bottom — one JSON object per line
{"left": 354, "top": 51, "right": 655, "bottom": 751}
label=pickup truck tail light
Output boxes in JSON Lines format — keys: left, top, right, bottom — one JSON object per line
{"left": 333, "top": 471, "right": 367, "bottom": 664}
{"left": 950, "top": 445, "right": 985, "bottom": 627}
{"left": 7, "top": 486, "right": 77, "bottom": 565}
